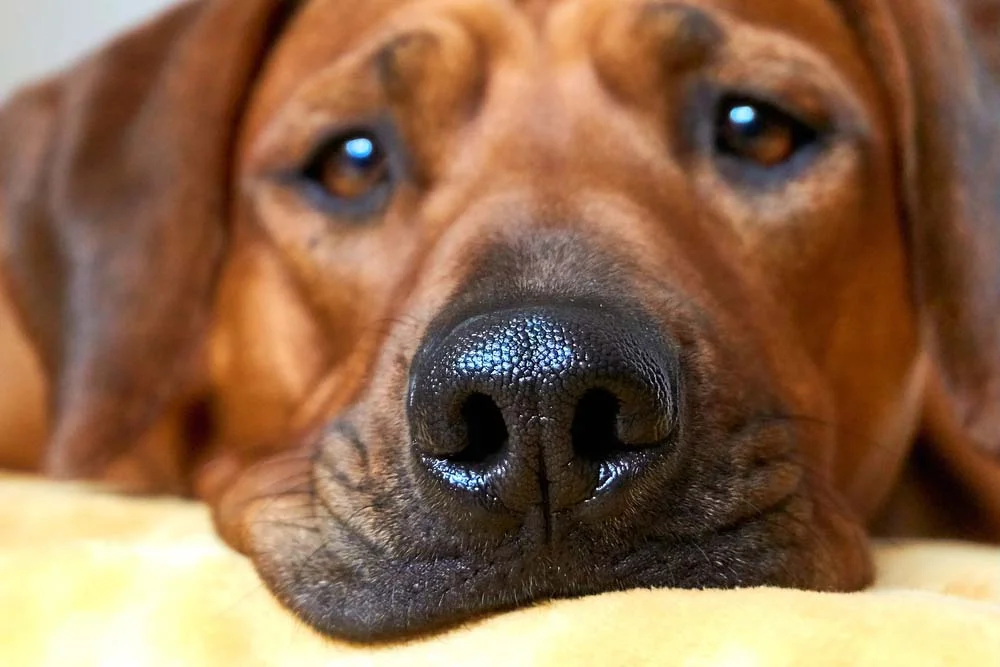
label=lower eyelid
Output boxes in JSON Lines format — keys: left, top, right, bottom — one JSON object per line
{"left": 296, "top": 177, "right": 396, "bottom": 220}
{"left": 713, "top": 137, "right": 830, "bottom": 191}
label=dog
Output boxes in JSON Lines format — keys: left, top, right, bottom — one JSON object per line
{"left": 1, "top": 0, "right": 999, "bottom": 641}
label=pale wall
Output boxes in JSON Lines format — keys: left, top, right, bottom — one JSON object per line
{"left": 0, "top": 0, "right": 176, "bottom": 99}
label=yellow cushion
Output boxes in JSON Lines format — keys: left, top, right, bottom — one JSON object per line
{"left": 1, "top": 474, "right": 998, "bottom": 666}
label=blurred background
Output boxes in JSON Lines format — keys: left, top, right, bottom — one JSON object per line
{"left": 0, "top": 0, "right": 174, "bottom": 99}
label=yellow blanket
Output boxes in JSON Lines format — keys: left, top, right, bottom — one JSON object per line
{"left": 1, "top": 474, "right": 999, "bottom": 666}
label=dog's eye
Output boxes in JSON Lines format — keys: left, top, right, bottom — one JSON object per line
{"left": 307, "top": 133, "right": 390, "bottom": 200}
{"left": 294, "top": 129, "right": 398, "bottom": 217}
{"left": 714, "top": 96, "right": 819, "bottom": 168}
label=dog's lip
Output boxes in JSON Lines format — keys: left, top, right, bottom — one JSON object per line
{"left": 275, "top": 400, "right": 809, "bottom": 641}
{"left": 251, "top": 472, "right": 804, "bottom": 642}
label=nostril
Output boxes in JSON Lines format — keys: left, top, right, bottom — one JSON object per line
{"left": 447, "top": 393, "right": 508, "bottom": 465}
{"left": 571, "top": 388, "right": 625, "bottom": 463}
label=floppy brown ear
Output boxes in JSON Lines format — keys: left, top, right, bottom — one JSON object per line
{"left": 843, "top": 0, "right": 1000, "bottom": 534}
{"left": 0, "top": 0, "right": 302, "bottom": 485}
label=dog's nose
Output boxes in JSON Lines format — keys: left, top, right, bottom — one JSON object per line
{"left": 408, "top": 305, "right": 678, "bottom": 513}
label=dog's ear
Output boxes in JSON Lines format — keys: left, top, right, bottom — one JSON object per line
{"left": 845, "top": 0, "right": 1000, "bottom": 459}
{"left": 847, "top": 0, "right": 1000, "bottom": 470}
{"left": 838, "top": 0, "right": 1000, "bottom": 537}
{"left": 0, "top": 0, "right": 302, "bottom": 482}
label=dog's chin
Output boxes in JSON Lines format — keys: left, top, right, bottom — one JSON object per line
{"left": 242, "top": 487, "right": 872, "bottom": 642}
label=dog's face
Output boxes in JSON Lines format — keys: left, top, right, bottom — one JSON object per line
{"left": 3, "top": 0, "right": 999, "bottom": 645}
{"left": 210, "top": 0, "right": 918, "bottom": 638}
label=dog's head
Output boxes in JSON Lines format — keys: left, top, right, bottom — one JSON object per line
{"left": 2, "top": 0, "right": 999, "bottom": 641}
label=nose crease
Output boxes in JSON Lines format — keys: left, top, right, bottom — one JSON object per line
{"left": 537, "top": 441, "right": 553, "bottom": 543}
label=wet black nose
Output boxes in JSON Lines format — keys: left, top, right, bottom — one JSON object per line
{"left": 408, "top": 305, "right": 679, "bottom": 514}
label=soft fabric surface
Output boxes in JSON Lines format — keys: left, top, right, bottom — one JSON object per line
{"left": 1, "top": 474, "right": 999, "bottom": 666}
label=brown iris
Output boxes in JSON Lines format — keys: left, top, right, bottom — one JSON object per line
{"left": 316, "top": 134, "right": 390, "bottom": 200}
{"left": 715, "top": 97, "right": 819, "bottom": 168}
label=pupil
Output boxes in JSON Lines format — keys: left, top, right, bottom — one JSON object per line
{"left": 344, "top": 137, "right": 376, "bottom": 165}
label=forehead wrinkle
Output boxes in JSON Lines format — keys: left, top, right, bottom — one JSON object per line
{"left": 361, "top": 5, "right": 538, "bottom": 139}
{"left": 373, "top": 30, "right": 447, "bottom": 103}
{"left": 581, "top": 0, "right": 724, "bottom": 107}
{"left": 513, "top": 0, "right": 565, "bottom": 32}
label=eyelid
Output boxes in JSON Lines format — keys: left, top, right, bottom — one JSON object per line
{"left": 301, "top": 130, "right": 384, "bottom": 183}
{"left": 709, "top": 63, "right": 878, "bottom": 143}
{"left": 717, "top": 94, "right": 825, "bottom": 147}
{"left": 259, "top": 114, "right": 400, "bottom": 179}
{"left": 716, "top": 87, "right": 833, "bottom": 135}
{"left": 263, "top": 118, "right": 407, "bottom": 221}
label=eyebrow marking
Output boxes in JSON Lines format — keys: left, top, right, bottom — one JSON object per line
{"left": 375, "top": 30, "right": 442, "bottom": 104}
{"left": 638, "top": 2, "right": 725, "bottom": 71}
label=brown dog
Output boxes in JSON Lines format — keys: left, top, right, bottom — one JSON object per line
{"left": 1, "top": 0, "right": 999, "bottom": 641}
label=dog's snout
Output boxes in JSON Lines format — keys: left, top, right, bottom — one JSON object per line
{"left": 408, "top": 305, "right": 679, "bottom": 515}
